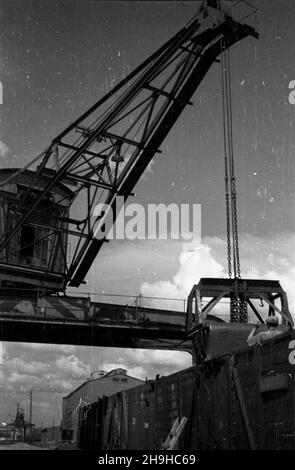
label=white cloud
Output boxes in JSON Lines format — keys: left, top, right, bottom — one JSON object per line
{"left": 56, "top": 355, "right": 90, "bottom": 378}
{"left": 17, "top": 343, "right": 76, "bottom": 354}
{"left": 141, "top": 242, "right": 225, "bottom": 309}
{"left": 124, "top": 349, "right": 190, "bottom": 367}
{"left": 46, "top": 379, "right": 74, "bottom": 393}
{"left": 127, "top": 366, "right": 147, "bottom": 380}
{"left": 3, "top": 358, "right": 50, "bottom": 376}
{"left": 0, "top": 140, "right": 9, "bottom": 158}
{"left": 100, "top": 349, "right": 192, "bottom": 381}
{"left": 100, "top": 362, "right": 126, "bottom": 372}
{"left": 140, "top": 232, "right": 295, "bottom": 320}
{"left": 0, "top": 345, "right": 92, "bottom": 425}
{"left": 4, "top": 372, "right": 41, "bottom": 390}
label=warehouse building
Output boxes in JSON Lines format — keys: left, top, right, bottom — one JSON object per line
{"left": 61, "top": 368, "right": 143, "bottom": 441}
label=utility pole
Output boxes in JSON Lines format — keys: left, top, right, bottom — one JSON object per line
{"left": 28, "top": 390, "right": 33, "bottom": 440}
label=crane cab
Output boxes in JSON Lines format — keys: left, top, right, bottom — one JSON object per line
{"left": 0, "top": 168, "right": 73, "bottom": 292}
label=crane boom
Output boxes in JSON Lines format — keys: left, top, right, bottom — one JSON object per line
{"left": 0, "top": 3, "right": 258, "bottom": 291}
{"left": 68, "top": 13, "right": 258, "bottom": 287}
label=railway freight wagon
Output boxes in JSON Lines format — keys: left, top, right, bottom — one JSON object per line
{"left": 78, "top": 367, "right": 194, "bottom": 450}
{"left": 78, "top": 330, "right": 295, "bottom": 450}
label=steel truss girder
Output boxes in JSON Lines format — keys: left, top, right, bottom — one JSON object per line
{"left": 0, "top": 293, "right": 191, "bottom": 350}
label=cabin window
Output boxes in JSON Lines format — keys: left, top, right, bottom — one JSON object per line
{"left": 19, "top": 225, "right": 50, "bottom": 268}
{"left": 19, "top": 225, "right": 35, "bottom": 262}
{"left": 35, "top": 233, "right": 49, "bottom": 267}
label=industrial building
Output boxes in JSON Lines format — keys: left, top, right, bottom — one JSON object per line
{"left": 61, "top": 368, "right": 143, "bottom": 441}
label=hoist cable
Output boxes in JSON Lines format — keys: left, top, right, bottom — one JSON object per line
{"left": 221, "top": 44, "right": 232, "bottom": 279}
{"left": 225, "top": 48, "right": 241, "bottom": 279}
{"left": 221, "top": 37, "right": 247, "bottom": 322}
{"left": 221, "top": 41, "right": 241, "bottom": 280}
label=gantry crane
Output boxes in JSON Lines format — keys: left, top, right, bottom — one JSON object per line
{"left": 0, "top": 1, "right": 257, "bottom": 292}
{"left": 0, "top": 1, "right": 292, "bottom": 353}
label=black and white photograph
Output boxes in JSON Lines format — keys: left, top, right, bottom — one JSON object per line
{"left": 0, "top": 0, "right": 295, "bottom": 458}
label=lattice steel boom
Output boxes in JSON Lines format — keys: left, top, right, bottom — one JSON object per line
{"left": 0, "top": 2, "right": 258, "bottom": 291}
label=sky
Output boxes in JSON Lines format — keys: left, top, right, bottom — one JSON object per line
{"left": 1, "top": 0, "right": 295, "bottom": 427}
